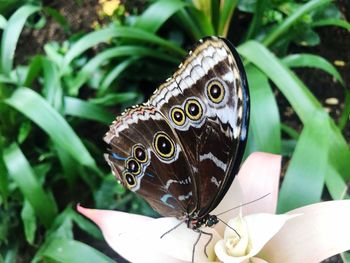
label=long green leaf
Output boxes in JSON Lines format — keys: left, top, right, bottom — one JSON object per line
{"left": 135, "top": 0, "right": 188, "bottom": 33}
{"left": 99, "top": 57, "right": 138, "bottom": 95}
{"left": 218, "top": 0, "right": 238, "bottom": 36}
{"left": 246, "top": 65, "right": 281, "bottom": 153}
{"left": 0, "top": 5, "right": 40, "bottom": 75}
{"left": 55, "top": 144, "right": 78, "bottom": 189}
{"left": 312, "top": 18, "right": 350, "bottom": 31}
{"left": 23, "top": 55, "right": 43, "bottom": 87}
{"left": 0, "top": 15, "right": 6, "bottom": 29}
{"left": 188, "top": 6, "right": 215, "bottom": 36}
{"left": 339, "top": 92, "right": 350, "bottom": 130}
{"left": 42, "top": 58, "right": 63, "bottom": 111}
{"left": 245, "top": 0, "right": 268, "bottom": 40}
{"left": 262, "top": 0, "right": 332, "bottom": 46}
{"left": 21, "top": 199, "right": 37, "bottom": 245}
{"left": 278, "top": 111, "right": 330, "bottom": 213}
{"left": 175, "top": 9, "right": 204, "bottom": 39}
{"left": 3, "top": 143, "right": 57, "bottom": 228}
{"left": 71, "top": 46, "right": 180, "bottom": 94}
{"left": 328, "top": 122, "right": 350, "bottom": 181}
{"left": 325, "top": 165, "right": 349, "bottom": 200}
{"left": 239, "top": 41, "right": 350, "bottom": 182}
{"left": 90, "top": 92, "right": 140, "bottom": 106}
{"left": 4, "top": 87, "right": 96, "bottom": 168}
{"left": 238, "top": 41, "right": 321, "bottom": 123}
{"left": 0, "top": 141, "right": 9, "bottom": 204}
{"left": 40, "top": 238, "right": 115, "bottom": 263}
{"left": 62, "top": 26, "right": 185, "bottom": 70}
{"left": 0, "top": 74, "right": 16, "bottom": 84}
{"left": 282, "top": 53, "right": 344, "bottom": 85}
{"left": 64, "top": 97, "right": 114, "bottom": 124}
{"left": 282, "top": 53, "right": 350, "bottom": 131}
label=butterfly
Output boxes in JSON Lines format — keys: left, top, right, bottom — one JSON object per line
{"left": 104, "top": 36, "right": 249, "bottom": 259}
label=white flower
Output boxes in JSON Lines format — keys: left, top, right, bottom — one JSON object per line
{"left": 78, "top": 152, "right": 350, "bottom": 263}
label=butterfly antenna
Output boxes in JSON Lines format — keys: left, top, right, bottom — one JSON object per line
{"left": 216, "top": 217, "right": 241, "bottom": 238}
{"left": 216, "top": 193, "right": 271, "bottom": 216}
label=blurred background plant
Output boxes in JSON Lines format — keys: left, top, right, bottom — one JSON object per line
{"left": 0, "top": 0, "right": 349, "bottom": 262}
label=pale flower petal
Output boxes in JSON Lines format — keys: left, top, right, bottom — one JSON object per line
{"left": 259, "top": 200, "right": 350, "bottom": 263}
{"left": 224, "top": 214, "right": 250, "bottom": 257}
{"left": 237, "top": 152, "right": 281, "bottom": 216}
{"left": 213, "top": 152, "right": 281, "bottom": 234}
{"left": 77, "top": 205, "right": 221, "bottom": 263}
{"left": 215, "top": 213, "right": 296, "bottom": 263}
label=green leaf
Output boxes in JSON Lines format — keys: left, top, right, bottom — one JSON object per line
{"left": 245, "top": 0, "right": 269, "bottom": 40}
{"left": 64, "top": 97, "right": 114, "bottom": 124}
{"left": 278, "top": 112, "right": 330, "bottom": 213}
{"left": 342, "top": 252, "right": 350, "bottom": 262}
{"left": 4, "top": 87, "right": 96, "bottom": 168}
{"left": 70, "top": 209, "right": 103, "bottom": 240}
{"left": 262, "top": 0, "right": 332, "bottom": 46}
{"left": 3, "top": 143, "right": 57, "bottom": 228}
{"left": 325, "top": 165, "right": 349, "bottom": 200}
{"left": 312, "top": 18, "right": 350, "bottom": 31}
{"left": 328, "top": 122, "right": 350, "bottom": 181}
{"left": 40, "top": 238, "right": 115, "bottom": 263}
{"left": 55, "top": 145, "right": 78, "bottom": 189}
{"left": 62, "top": 26, "right": 185, "bottom": 70}
{"left": 175, "top": 9, "right": 203, "bottom": 39}
{"left": 0, "top": 74, "right": 16, "bottom": 84}
{"left": 187, "top": 6, "right": 215, "bottom": 36}
{"left": 246, "top": 65, "right": 281, "bottom": 153}
{"left": 0, "top": 15, "right": 6, "bottom": 29}
{"left": 294, "top": 27, "right": 320, "bottom": 46}
{"left": 135, "top": 0, "right": 188, "bottom": 33}
{"left": 0, "top": 5, "right": 40, "bottom": 75}
{"left": 281, "top": 124, "right": 299, "bottom": 140}
{"left": 238, "top": 0, "right": 256, "bottom": 12}
{"left": 21, "top": 200, "right": 37, "bottom": 245}
{"left": 2, "top": 246, "right": 17, "bottom": 263}
{"left": 91, "top": 92, "right": 140, "bottom": 106}
{"left": 17, "top": 121, "right": 32, "bottom": 144}
{"left": 71, "top": 46, "right": 180, "bottom": 94}
{"left": 282, "top": 53, "right": 344, "bottom": 85}
{"left": 23, "top": 55, "right": 43, "bottom": 87}
{"left": 238, "top": 41, "right": 322, "bottom": 123}
{"left": 0, "top": 141, "right": 9, "bottom": 204}
{"left": 42, "top": 58, "right": 63, "bottom": 111}
{"left": 240, "top": 41, "right": 350, "bottom": 200}
{"left": 282, "top": 53, "right": 349, "bottom": 131}
{"left": 339, "top": 92, "right": 350, "bottom": 130}
{"left": 99, "top": 57, "right": 138, "bottom": 95}
{"left": 218, "top": 0, "right": 238, "bottom": 36}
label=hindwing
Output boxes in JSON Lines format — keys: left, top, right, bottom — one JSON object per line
{"left": 104, "top": 106, "right": 197, "bottom": 218}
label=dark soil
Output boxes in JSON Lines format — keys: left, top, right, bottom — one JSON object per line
{"left": 15, "top": 0, "right": 105, "bottom": 65}
{"left": 280, "top": 24, "right": 350, "bottom": 141}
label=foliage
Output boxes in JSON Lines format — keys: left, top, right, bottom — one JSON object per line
{"left": 0, "top": 0, "right": 349, "bottom": 262}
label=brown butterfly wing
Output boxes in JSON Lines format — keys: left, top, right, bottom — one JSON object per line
{"left": 104, "top": 106, "right": 197, "bottom": 218}
{"left": 148, "top": 37, "right": 249, "bottom": 218}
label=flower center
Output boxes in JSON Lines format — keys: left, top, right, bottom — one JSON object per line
{"left": 223, "top": 215, "right": 250, "bottom": 257}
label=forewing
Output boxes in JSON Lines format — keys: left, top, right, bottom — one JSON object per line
{"left": 148, "top": 37, "right": 249, "bottom": 217}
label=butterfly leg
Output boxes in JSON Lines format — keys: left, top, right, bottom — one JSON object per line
{"left": 160, "top": 219, "right": 186, "bottom": 239}
{"left": 192, "top": 230, "right": 202, "bottom": 263}
{"left": 200, "top": 230, "right": 213, "bottom": 258}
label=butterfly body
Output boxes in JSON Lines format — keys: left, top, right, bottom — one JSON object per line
{"left": 104, "top": 37, "right": 249, "bottom": 231}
